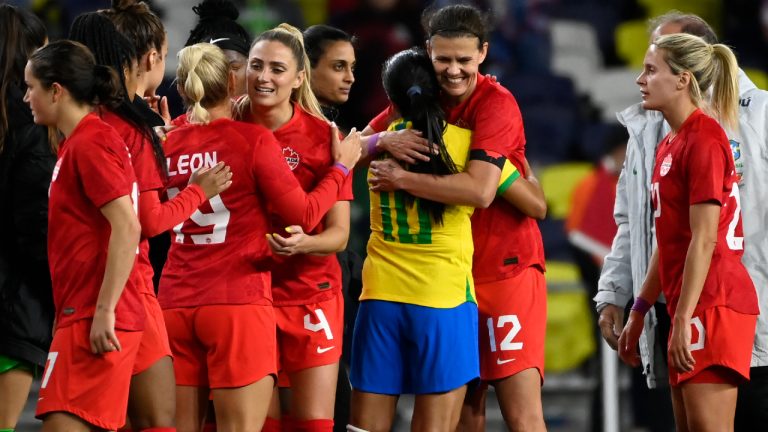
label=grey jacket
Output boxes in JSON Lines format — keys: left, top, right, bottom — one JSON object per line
{"left": 594, "top": 70, "right": 768, "bottom": 387}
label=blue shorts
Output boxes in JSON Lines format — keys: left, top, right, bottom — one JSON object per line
{"left": 350, "top": 300, "right": 479, "bottom": 395}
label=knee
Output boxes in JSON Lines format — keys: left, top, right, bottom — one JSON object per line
{"left": 504, "top": 412, "right": 546, "bottom": 432}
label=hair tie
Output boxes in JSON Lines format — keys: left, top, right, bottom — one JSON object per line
{"left": 407, "top": 85, "right": 422, "bottom": 97}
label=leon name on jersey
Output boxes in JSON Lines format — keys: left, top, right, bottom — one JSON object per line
{"left": 167, "top": 151, "right": 218, "bottom": 177}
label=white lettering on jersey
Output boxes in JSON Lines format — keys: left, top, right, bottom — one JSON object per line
{"left": 167, "top": 151, "right": 218, "bottom": 176}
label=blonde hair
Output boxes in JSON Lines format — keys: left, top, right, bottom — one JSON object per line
{"left": 235, "top": 23, "right": 326, "bottom": 122}
{"left": 654, "top": 33, "right": 739, "bottom": 131}
{"left": 176, "top": 42, "right": 229, "bottom": 123}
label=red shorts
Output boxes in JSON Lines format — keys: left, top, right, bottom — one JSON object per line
{"left": 668, "top": 306, "right": 756, "bottom": 387}
{"left": 164, "top": 304, "right": 276, "bottom": 389}
{"left": 133, "top": 293, "right": 172, "bottom": 375}
{"left": 275, "top": 293, "right": 343, "bottom": 387}
{"left": 476, "top": 267, "right": 546, "bottom": 382}
{"left": 36, "top": 319, "right": 143, "bottom": 430}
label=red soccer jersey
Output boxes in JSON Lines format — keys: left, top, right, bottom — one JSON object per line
{"left": 368, "top": 75, "right": 545, "bottom": 282}
{"left": 158, "top": 118, "right": 347, "bottom": 309}
{"left": 100, "top": 108, "right": 164, "bottom": 296}
{"left": 48, "top": 113, "right": 145, "bottom": 331}
{"left": 651, "top": 109, "right": 758, "bottom": 317}
{"left": 270, "top": 105, "right": 353, "bottom": 306}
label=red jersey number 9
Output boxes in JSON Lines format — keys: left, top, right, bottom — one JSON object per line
{"left": 167, "top": 187, "right": 231, "bottom": 245}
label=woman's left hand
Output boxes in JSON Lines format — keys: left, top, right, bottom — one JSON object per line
{"left": 368, "top": 159, "right": 405, "bottom": 192}
{"left": 669, "top": 316, "right": 696, "bottom": 372}
{"left": 267, "top": 225, "right": 309, "bottom": 256}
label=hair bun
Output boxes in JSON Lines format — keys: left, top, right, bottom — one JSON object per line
{"left": 111, "top": 0, "right": 145, "bottom": 13}
{"left": 193, "top": 0, "right": 239, "bottom": 21}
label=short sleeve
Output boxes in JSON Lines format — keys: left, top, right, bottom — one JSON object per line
{"left": 470, "top": 93, "right": 526, "bottom": 167}
{"left": 75, "top": 131, "right": 134, "bottom": 208}
{"left": 685, "top": 129, "right": 729, "bottom": 206}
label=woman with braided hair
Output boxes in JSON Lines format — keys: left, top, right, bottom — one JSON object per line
{"left": 185, "top": 0, "right": 251, "bottom": 98}
{"left": 69, "top": 12, "right": 234, "bottom": 432}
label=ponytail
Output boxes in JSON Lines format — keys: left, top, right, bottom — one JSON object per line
{"left": 176, "top": 43, "right": 230, "bottom": 124}
{"left": 710, "top": 44, "right": 739, "bottom": 132}
{"left": 655, "top": 33, "right": 740, "bottom": 132}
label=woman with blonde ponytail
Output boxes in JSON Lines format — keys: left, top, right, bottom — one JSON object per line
{"left": 235, "top": 23, "right": 358, "bottom": 432}
{"left": 619, "top": 33, "right": 758, "bottom": 431}
{"left": 159, "top": 42, "right": 360, "bottom": 432}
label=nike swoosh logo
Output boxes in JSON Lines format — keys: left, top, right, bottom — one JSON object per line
{"left": 497, "top": 358, "right": 516, "bottom": 365}
{"left": 317, "top": 346, "right": 335, "bottom": 354}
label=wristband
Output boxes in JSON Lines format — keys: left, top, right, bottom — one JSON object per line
{"left": 630, "top": 297, "right": 652, "bottom": 316}
{"left": 333, "top": 162, "right": 350, "bottom": 176}
{"left": 367, "top": 132, "right": 380, "bottom": 157}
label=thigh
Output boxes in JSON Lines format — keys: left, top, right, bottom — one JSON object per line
{"left": 681, "top": 382, "right": 738, "bottom": 432}
{"left": 211, "top": 374, "right": 275, "bottom": 432}
{"left": 476, "top": 268, "right": 546, "bottom": 382}
{"left": 0, "top": 364, "right": 34, "bottom": 428}
{"left": 288, "top": 362, "right": 339, "bottom": 419}
{"left": 670, "top": 386, "right": 688, "bottom": 432}
{"left": 457, "top": 382, "right": 488, "bottom": 432}
{"left": 175, "top": 385, "right": 209, "bottom": 432}
{"left": 412, "top": 385, "right": 467, "bottom": 432}
{"left": 42, "top": 411, "right": 93, "bottom": 432}
{"left": 350, "top": 390, "right": 398, "bottom": 432}
{"left": 128, "top": 355, "right": 176, "bottom": 429}
{"left": 493, "top": 368, "right": 546, "bottom": 432}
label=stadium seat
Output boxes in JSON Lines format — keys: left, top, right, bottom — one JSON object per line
{"left": 538, "top": 161, "right": 594, "bottom": 219}
{"left": 587, "top": 67, "right": 643, "bottom": 123}
{"left": 502, "top": 73, "right": 577, "bottom": 109}
{"left": 615, "top": 20, "right": 648, "bottom": 68}
{"left": 523, "top": 105, "right": 579, "bottom": 165}
{"left": 744, "top": 67, "right": 768, "bottom": 90}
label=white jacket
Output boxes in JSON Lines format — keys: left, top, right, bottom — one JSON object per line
{"left": 594, "top": 70, "right": 768, "bottom": 388}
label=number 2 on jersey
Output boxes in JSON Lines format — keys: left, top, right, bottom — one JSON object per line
{"left": 167, "top": 187, "right": 231, "bottom": 244}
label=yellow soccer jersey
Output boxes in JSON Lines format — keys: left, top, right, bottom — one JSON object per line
{"left": 362, "top": 119, "right": 520, "bottom": 308}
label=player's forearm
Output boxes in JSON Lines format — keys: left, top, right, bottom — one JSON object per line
{"left": 139, "top": 186, "right": 206, "bottom": 237}
{"left": 637, "top": 249, "right": 663, "bottom": 305}
{"left": 676, "top": 236, "right": 715, "bottom": 320}
{"left": 400, "top": 168, "right": 497, "bottom": 208}
{"left": 301, "top": 226, "right": 350, "bottom": 256}
{"left": 97, "top": 214, "right": 140, "bottom": 312}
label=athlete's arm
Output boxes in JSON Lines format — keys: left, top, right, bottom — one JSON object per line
{"left": 267, "top": 201, "right": 351, "bottom": 256}
{"left": 500, "top": 159, "right": 546, "bottom": 219}
{"left": 360, "top": 126, "right": 431, "bottom": 165}
{"left": 139, "top": 162, "right": 232, "bottom": 237}
{"left": 91, "top": 195, "right": 141, "bottom": 354}
{"left": 668, "top": 202, "right": 719, "bottom": 372}
{"left": 264, "top": 127, "right": 360, "bottom": 231}
{"left": 368, "top": 151, "right": 502, "bottom": 208}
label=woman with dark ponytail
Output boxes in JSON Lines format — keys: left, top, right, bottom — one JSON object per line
{"left": 350, "top": 47, "right": 543, "bottom": 431}
{"left": 69, "top": 12, "right": 232, "bottom": 432}
{"left": 186, "top": 0, "right": 251, "bottom": 97}
{"left": 103, "top": 0, "right": 169, "bottom": 126}
{"left": 0, "top": 5, "right": 53, "bottom": 431}
{"left": 25, "top": 40, "right": 145, "bottom": 431}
